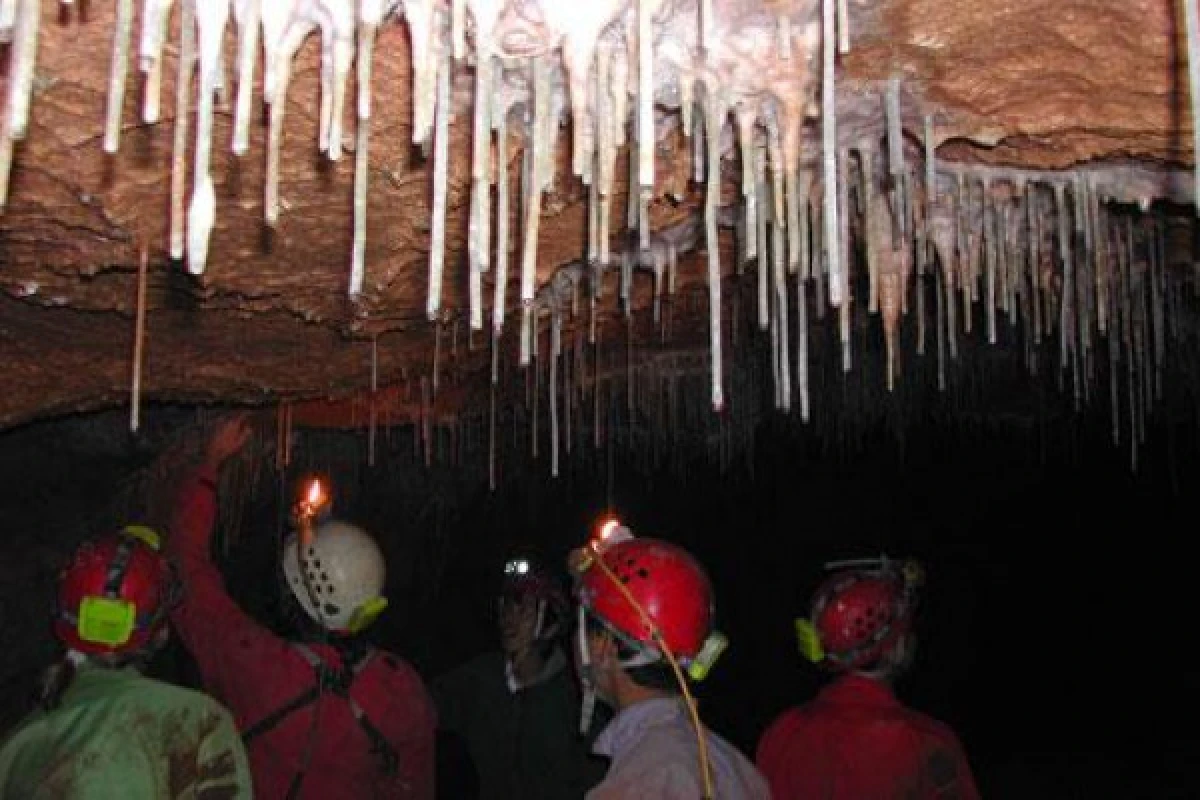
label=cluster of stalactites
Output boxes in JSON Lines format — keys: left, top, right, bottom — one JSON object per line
{"left": 741, "top": 102, "right": 1181, "bottom": 472}
{"left": 1, "top": 0, "right": 827, "bottom": 417}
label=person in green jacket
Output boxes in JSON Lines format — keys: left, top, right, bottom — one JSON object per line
{"left": 434, "top": 551, "right": 607, "bottom": 800}
{"left": 0, "top": 526, "right": 252, "bottom": 799}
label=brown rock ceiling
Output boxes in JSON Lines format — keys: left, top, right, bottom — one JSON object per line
{"left": 0, "top": 0, "right": 1193, "bottom": 429}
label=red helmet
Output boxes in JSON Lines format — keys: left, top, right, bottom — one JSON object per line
{"left": 577, "top": 538, "right": 713, "bottom": 660}
{"left": 55, "top": 527, "right": 177, "bottom": 656}
{"left": 810, "top": 559, "right": 920, "bottom": 670}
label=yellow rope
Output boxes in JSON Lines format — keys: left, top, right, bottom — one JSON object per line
{"left": 587, "top": 544, "right": 715, "bottom": 800}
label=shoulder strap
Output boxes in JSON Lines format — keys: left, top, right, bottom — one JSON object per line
{"left": 240, "top": 643, "right": 400, "bottom": 777}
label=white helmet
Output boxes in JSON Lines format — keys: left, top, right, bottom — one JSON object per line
{"left": 282, "top": 520, "right": 389, "bottom": 633}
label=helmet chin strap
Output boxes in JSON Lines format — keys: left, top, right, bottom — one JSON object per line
{"left": 576, "top": 606, "right": 667, "bottom": 734}
{"left": 577, "top": 606, "right": 597, "bottom": 735}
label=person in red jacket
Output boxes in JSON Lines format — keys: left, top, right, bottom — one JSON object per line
{"left": 169, "top": 416, "right": 436, "bottom": 799}
{"left": 757, "top": 556, "right": 980, "bottom": 800}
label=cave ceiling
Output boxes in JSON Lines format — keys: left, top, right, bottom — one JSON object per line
{"left": 0, "top": 0, "right": 1195, "bottom": 440}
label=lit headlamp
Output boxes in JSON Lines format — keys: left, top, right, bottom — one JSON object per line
{"left": 293, "top": 477, "right": 331, "bottom": 549}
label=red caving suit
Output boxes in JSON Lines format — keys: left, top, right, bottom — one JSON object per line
{"left": 757, "top": 674, "right": 980, "bottom": 800}
{"left": 169, "top": 466, "right": 436, "bottom": 799}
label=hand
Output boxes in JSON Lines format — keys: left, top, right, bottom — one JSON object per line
{"left": 204, "top": 415, "right": 253, "bottom": 469}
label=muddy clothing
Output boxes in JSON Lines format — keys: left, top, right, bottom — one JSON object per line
{"left": 0, "top": 664, "right": 252, "bottom": 799}
{"left": 587, "top": 696, "right": 769, "bottom": 800}
{"left": 756, "top": 673, "right": 980, "bottom": 800}
{"left": 433, "top": 648, "right": 606, "bottom": 800}
{"left": 169, "top": 465, "right": 436, "bottom": 800}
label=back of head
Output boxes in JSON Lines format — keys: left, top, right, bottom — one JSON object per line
{"left": 282, "top": 519, "right": 389, "bottom": 636}
{"left": 799, "top": 556, "right": 923, "bottom": 678}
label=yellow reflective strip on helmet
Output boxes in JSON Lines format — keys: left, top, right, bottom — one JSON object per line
{"left": 78, "top": 596, "right": 137, "bottom": 646}
{"left": 794, "top": 618, "right": 825, "bottom": 663}
{"left": 686, "top": 631, "right": 729, "bottom": 682}
{"left": 121, "top": 525, "right": 162, "bottom": 551}
{"left": 346, "top": 596, "right": 389, "bottom": 634}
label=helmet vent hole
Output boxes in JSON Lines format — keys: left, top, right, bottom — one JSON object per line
{"left": 636, "top": 568, "right": 649, "bottom": 579}
{"left": 324, "top": 603, "right": 340, "bottom": 616}
{"left": 320, "top": 572, "right": 329, "bottom": 582}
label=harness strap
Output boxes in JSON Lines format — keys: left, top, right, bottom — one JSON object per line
{"left": 239, "top": 642, "right": 401, "bottom": 795}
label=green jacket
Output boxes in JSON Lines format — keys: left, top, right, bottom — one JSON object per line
{"left": 0, "top": 664, "right": 252, "bottom": 799}
{"left": 434, "top": 648, "right": 608, "bottom": 800}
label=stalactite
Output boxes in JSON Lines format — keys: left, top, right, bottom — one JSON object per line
{"left": 1185, "top": 0, "right": 1200, "bottom": 216}
{"left": 885, "top": 78, "right": 905, "bottom": 242}
{"left": 407, "top": 0, "right": 438, "bottom": 146}
{"left": 637, "top": 0, "right": 658, "bottom": 247}
{"left": 984, "top": 181, "right": 997, "bottom": 344}
{"left": 130, "top": 248, "right": 149, "bottom": 433}
{"left": 756, "top": 146, "right": 769, "bottom": 330}
{"left": 1055, "top": 183, "right": 1071, "bottom": 371}
{"left": 350, "top": 6, "right": 380, "bottom": 298}
{"left": 139, "top": 0, "right": 174, "bottom": 125}
{"left": 738, "top": 110, "right": 758, "bottom": 263}
{"left": 704, "top": 84, "right": 727, "bottom": 411}
{"left": 838, "top": 146, "right": 851, "bottom": 371}
{"left": 231, "top": 0, "right": 260, "bottom": 153}
{"left": 550, "top": 311, "right": 561, "bottom": 477}
{"left": 0, "top": 0, "right": 40, "bottom": 207}
{"left": 187, "top": 0, "right": 231, "bottom": 275}
{"left": 520, "top": 57, "right": 552, "bottom": 365}
{"left": 428, "top": 50, "right": 452, "bottom": 319}
{"left": 862, "top": 146, "right": 879, "bottom": 313}
{"left": 796, "top": 250, "right": 810, "bottom": 421}
{"left": 168, "top": 0, "right": 195, "bottom": 258}
{"left": 821, "top": 0, "right": 842, "bottom": 310}
{"left": 105, "top": 0, "right": 135, "bottom": 153}
{"left": 494, "top": 101, "right": 510, "bottom": 334}
{"left": 467, "top": 53, "right": 492, "bottom": 329}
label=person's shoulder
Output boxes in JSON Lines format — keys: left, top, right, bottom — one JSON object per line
{"left": 760, "top": 705, "right": 811, "bottom": 742}
{"left": 899, "top": 704, "right": 967, "bottom": 749}
{"left": 123, "top": 674, "right": 236, "bottom": 720}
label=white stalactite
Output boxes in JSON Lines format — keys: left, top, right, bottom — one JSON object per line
{"left": 704, "top": 85, "right": 727, "bottom": 411}
{"left": 822, "top": 0, "right": 842, "bottom": 307}
{"left": 468, "top": 52, "right": 492, "bottom": 329}
{"left": 105, "top": 0, "right": 135, "bottom": 153}
{"left": 494, "top": 101, "right": 510, "bottom": 333}
{"left": 0, "top": 0, "right": 15, "bottom": 41}
{"left": 187, "top": 0, "right": 231, "bottom": 275}
{"left": 427, "top": 49, "right": 451, "bottom": 319}
{"left": 638, "top": 0, "right": 658, "bottom": 209}
{"left": 1, "top": 0, "right": 40, "bottom": 208}
{"left": 231, "top": 0, "right": 261, "bottom": 154}
{"left": 350, "top": 5, "right": 381, "bottom": 298}
{"left": 837, "top": 0, "right": 849, "bottom": 54}
{"left": 520, "top": 57, "right": 551, "bottom": 366}
{"left": 738, "top": 110, "right": 757, "bottom": 262}
{"left": 168, "top": 0, "right": 195, "bottom": 257}
{"left": 755, "top": 146, "right": 769, "bottom": 330}
{"left": 407, "top": 0, "right": 438, "bottom": 144}
{"left": 139, "top": 0, "right": 175, "bottom": 124}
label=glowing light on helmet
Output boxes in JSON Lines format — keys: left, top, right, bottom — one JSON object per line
{"left": 504, "top": 558, "right": 531, "bottom": 577}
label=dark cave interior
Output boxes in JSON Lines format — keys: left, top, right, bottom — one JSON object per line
{"left": 1, "top": 380, "right": 1197, "bottom": 797}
